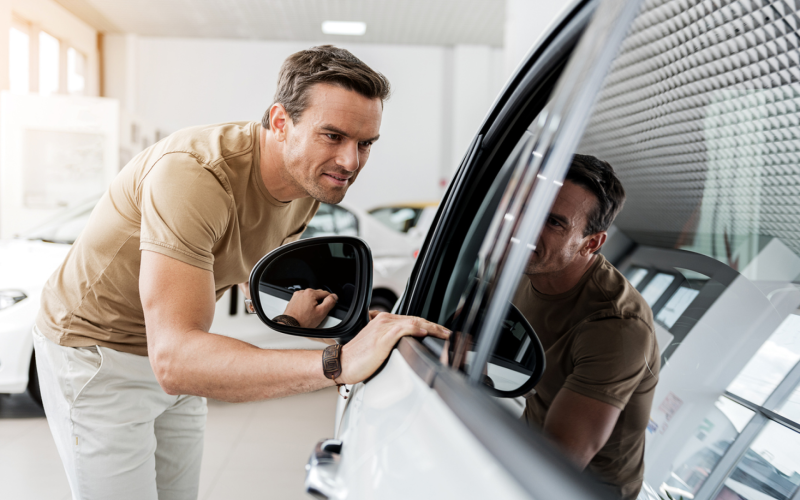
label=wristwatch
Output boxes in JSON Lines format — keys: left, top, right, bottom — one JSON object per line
{"left": 272, "top": 314, "right": 301, "bottom": 327}
{"left": 323, "top": 344, "right": 349, "bottom": 399}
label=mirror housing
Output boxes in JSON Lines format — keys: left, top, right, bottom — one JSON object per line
{"left": 248, "top": 236, "right": 373, "bottom": 343}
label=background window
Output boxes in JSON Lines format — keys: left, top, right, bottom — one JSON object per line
{"left": 656, "top": 287, "right": 700, "bottom": 329}
{"left": 67, "top": 47, "right": 86, "bottom": 95}
{"left": 9, "top": 26, "right": 29, "bottom": 94}
{"left": 713, "top": 422, "right": 800, "bottom": 500}
{"left": 39, "top": 31, "right": 59, "bottom": 95}
{"left": 640, "top": 273, "right": 676, "bottom": 307}
{"left": 625, "top": 266, "right": 650, "bottom": 288}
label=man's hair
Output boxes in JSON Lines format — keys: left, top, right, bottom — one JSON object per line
{"left": 566, "top": 154, "right": 626, "bottom": 236}
{"left": 262, "top": 45, "right": 391, "bottom": 129}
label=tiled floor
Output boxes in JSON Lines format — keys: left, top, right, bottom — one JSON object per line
{"left": 0, "top": 295, "right": 338, "bottom": 500}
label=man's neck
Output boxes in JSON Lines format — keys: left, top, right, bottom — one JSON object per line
{"left": 259, "top": 127, "right": 303, "bottom": 203}
{"left": 527, "top": 254, "right": 598, "bottom": 296}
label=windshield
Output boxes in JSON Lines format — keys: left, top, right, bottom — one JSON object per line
{"left": 368, "top": 206, "right": 426, "bottom": 233}
{"left": 23, "top": 198, "right": 99, "bottom": 244}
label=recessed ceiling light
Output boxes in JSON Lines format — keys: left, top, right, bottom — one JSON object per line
{"left": 322, "top": 21, "right": 367, "bottom": 36}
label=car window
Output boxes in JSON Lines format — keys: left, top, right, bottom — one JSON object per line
{"left": 414, "top": 0, "right": 800, "bottom": 498}
{"left": 301, "top": 204, "right": 359, "bottom": 239}
{"left": 331, "top": 205, "right": 358, "bottom": 236}
{"left": 568, "top": 0, "right": 800, "bottom": 498}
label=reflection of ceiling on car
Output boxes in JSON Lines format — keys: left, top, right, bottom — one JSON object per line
{"left": 55, "top": 0, "right": 504, "bottom": 46}
{"left": 578, "top": 0, "right": 800, "bottom": 260}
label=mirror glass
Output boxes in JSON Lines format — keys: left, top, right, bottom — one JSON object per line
{"left": 448, "top": 294, "right": 544, "bottom": 395}
{"left": 484, "top": 304, "right": 542, "bottom": 392}
{"left": 256, "top": 242, "right": 358, "bottom": 329}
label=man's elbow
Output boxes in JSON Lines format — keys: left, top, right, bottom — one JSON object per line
{"left": 548, "top": 431, "right": 604, "bottom": 470}
{"left": 148, "top": 335, "right": 184, "bottom": 396}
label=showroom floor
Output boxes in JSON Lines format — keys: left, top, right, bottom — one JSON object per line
{"left": 0, "top": 293, "right": 338, "bottom": 499}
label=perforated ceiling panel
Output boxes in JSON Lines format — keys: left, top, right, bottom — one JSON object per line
{"left": 71, "top": 0, "right": 504, "bottom": 46}
{"left": 578, "top": 0, "right": 800, "bottom": 263}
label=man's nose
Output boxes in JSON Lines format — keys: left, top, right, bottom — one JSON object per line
{"left": 338, "top": 141, "right": 360, "bottom": 172}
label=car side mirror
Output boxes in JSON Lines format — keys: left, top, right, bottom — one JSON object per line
{"left": 449, "top": 299, "right": 545, "bottom": 399}
{"left": 484, "top": 303, "right": 545, "bottom": 398}
{"left": 247, "top": 236, "right": 373, "bottom": 343}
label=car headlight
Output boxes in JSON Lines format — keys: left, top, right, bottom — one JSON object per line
{"left": 0, "top": 290, "right": 27, "bottom": 311}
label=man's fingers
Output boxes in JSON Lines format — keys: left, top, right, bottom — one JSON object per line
{"left": 409, "top": 317, "right": 451, "bottom": 340}
{"left": 305, "top": 289, "right": 332, "bottom": 300}
{"left": 319, "top": 294, "right": 338, "bottom": 312}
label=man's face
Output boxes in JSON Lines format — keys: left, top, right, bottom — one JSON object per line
{"left": 280, "top": 83, "right": 383, "bottom": 204}
{"left": 524, "top": 180, "right": 600, "bottom": 276}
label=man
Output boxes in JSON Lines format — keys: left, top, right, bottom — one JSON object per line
{"left": 32, "top": 45, "right": 448, "bottom": 500}
{"left": 513, "top": 154, "right": 659, "bottom": 499}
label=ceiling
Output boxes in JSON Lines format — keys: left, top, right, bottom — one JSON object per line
{"left": 54, "top": 0, "right": 505, "bottom": 46}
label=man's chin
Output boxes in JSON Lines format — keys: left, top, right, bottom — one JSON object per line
{"left": 308, "top": 186, "right": 348, "bottom": 205}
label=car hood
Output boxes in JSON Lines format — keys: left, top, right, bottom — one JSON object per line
{"left": 0, "top": 239, "right": 72, "bottom": 295}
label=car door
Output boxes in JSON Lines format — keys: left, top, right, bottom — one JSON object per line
{"left": 308, "top": 0, "right": 649, "bottom": 498}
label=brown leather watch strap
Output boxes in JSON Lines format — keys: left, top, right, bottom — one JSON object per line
{"left": 272, "top": 314, "right": 301, "bottom": 327}
{"left": 322, "top": 344, "right": 343, "bottom": 383}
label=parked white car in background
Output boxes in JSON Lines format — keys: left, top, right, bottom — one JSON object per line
{"left": 0, "top": 197, "right": 426, "bottom": 406}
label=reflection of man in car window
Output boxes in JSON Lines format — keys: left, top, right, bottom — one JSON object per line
{"left": 513, "top": 154, "right": 659, "bottom": 500}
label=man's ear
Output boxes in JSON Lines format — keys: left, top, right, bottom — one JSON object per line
{"left": 582, "top": 231, "right": 607, "bottom": 256}
{"left": 269, "top": 104, "right": 289, "bottom": 141}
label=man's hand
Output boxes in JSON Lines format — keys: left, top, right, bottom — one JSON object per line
{"left": 283, "top": 289, "right": 338, "bottom": 328}
{"left": 543, "top": 388, "right": 621, "bottom": 469}
{"left": 338, "top": 312, "right": 450, "bottom": 384}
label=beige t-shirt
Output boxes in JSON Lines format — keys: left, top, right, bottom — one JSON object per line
{"left": 513, "top": 254, "right": 659, "bottom": 500}
{"left": 37, "top": 121, "right": 319, "bottom": 356}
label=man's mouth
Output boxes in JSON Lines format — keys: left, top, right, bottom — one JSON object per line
{"left": 323, "top": 173, "right": 351, "bottom": 186}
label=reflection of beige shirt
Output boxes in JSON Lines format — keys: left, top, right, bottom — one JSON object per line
{"left": 514, "top": 254, "right": 659, "bottom": 500}
{"left": 37, "top": 121, "right": 319, "bottom": 356}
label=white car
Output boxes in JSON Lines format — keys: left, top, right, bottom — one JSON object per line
{"left": 243, "top": 0, "right": 800, "bottom": 498}
{"left": 0, "top": 198, "right": 423, "bottom": 405}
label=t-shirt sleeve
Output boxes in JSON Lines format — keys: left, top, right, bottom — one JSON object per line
{"left": 139, "top": 153, "right": 231, "bottom": 271}
{"left": 562, "top": 317, "right": 656, "bottom": 410}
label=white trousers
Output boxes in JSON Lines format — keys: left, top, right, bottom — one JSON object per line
{"left": 32, "top": 326, "right": 207, "bottom": 500}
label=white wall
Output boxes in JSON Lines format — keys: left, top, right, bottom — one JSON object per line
{"left": 105, "top": 36, "right": 504, "bottom": 210}
{"left": 504, "top": 0, "right": 575, "bottom": 79}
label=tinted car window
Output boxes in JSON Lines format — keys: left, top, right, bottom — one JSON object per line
{"left": 571, "top": 0, "right": 800, "bottom": 497}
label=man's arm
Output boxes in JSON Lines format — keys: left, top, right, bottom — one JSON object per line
{"left": 542, "top": 388, "right": 621, "bottom": 469}
{"left": 141, "top": 251, "right": 448, "bottom": 402}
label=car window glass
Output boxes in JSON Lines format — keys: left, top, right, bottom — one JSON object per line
{"left": 565, "top": 0, "right": 800, "bottom": 497}
{"left": 302, "top": 203, "right": 335, "bottom": 239}
{"left": 332, "top": 206, "right": 358, "bottom": 236}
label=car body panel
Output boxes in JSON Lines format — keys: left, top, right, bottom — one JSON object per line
{"left": 333, "top": 351, "right": 530, "bottom": 500}
{"left": 0, "top": 239, "right": 71, "bottom": 392}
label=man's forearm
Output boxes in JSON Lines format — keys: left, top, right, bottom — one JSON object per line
{"left": 149, "top": 327, "right": 334, "bottom": 402}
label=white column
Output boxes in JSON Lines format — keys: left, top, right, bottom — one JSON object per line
{"left": 102, "top": 33, "right": 137, "bottom": 114}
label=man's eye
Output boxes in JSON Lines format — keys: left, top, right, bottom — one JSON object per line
{"left": 326, "top": 134, "right": 340, "bottom": 141}
{"left": 359, "top": 141, "right": 372, "bottom": 148}
{"left": 549, "top": 218, "right": 561, "bottom": 227}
